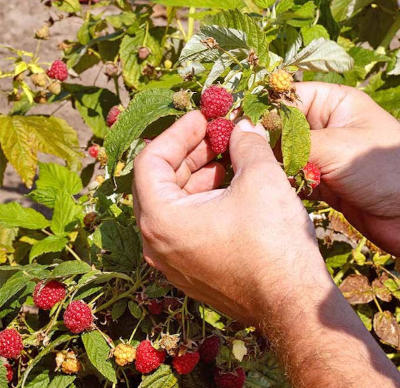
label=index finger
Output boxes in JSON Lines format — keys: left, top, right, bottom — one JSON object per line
{"left": 133, "top": 110, "right": 208, "bottom": 209}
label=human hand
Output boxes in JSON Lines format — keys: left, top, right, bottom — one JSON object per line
{"left": 295, "top": 82, "right": 400, "bottom": 255}
{"left": 132, "top": 111, "right": 327, "bottom": 325}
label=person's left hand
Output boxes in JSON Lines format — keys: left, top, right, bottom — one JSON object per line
{"left": 132, "top": 110, "right": 327, "bottom": 325}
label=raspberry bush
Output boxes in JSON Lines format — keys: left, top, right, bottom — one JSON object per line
{"left": 0, "top": 0, "right": 399, "bottom": 386}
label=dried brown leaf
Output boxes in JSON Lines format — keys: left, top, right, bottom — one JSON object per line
{"left": 339, "top": 274, "right": 374, "bottom": 304}
{"left": 373, "top": 311, "right": 400, "bottom": 349}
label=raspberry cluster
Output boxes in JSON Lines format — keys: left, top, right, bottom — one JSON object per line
{"left": 135, "top": 340, "right": 166, "bottom": 374}
{"left": 33, "top": 280, "right": 66, "bottom": 310}
{"left": 199, "top": 336, "right": 220, "bottom": 364}
{"left": 303, "top": 162, "right": 321, "bottom": 189}
{"left": 113, "top": 343, "right": 136, "bottom": 366}
{"left": 206, "top": 118, "right": 235, "bottom": 154}
{"left": 47, "top": 60, "right": 68, "bottom": 82}
{"left": 214, "top": 367, "right": 246, "bottom": 388}
{"left": 63, "top": 300, "right": 93, "bottom": 333}
{"left": 106, "top": 105, "right": 123, "bottom": 127}
{"left": 268, "top": 69, "right": 293, "bottom": 93}
{"left": 201, "top": 86, "right": 233, "bottom": 120}
{"left": 0, "top": 329, "right": 23, "bottom": 359}
{"left": 172, "top": 351, "right": 200, "bottom": 375}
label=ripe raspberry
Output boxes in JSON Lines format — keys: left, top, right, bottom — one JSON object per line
{"left": 0, "top": 329, "right": 23, "bottom": 359}
{"left": 201, "top": 86, "right": 233, "bottom": 120}
{"left": 4, "top": 363, "right": 12, "bottom": 382}
{"left": 199, "top": 336, "right": 220, "bottom": 363}
{"left": 33, "top": 280, "right": 66, "bottom": 310}
{"left": 113, "top": 343, "right": 136, "bottom": 366}
{"left": 47, "top": 60, "right": 68, "bottom": 82}
{"left": 303, "top": 162, "right": 321, "bottom": 189}
{"left": 147, "top": 300, "right": 163, "bottom": 315}
{"left": 261, "top": 110, "right": 282, "bottom": 132}
{"left": 207, "top": 118, "right": 235, "bottom": 154}
{"left": 63, "top": 300, "right": 93, "bottom": 333}
{"left": 173, "top": 90, "right": 191, "bottom": 110}
{"left": 172, "top": 351, "right": 200, "bottom": 375}
{"left": 106, "top": 105, "right": 123, "bottom": 127}
{"left": 268, "top": 69, "right": 293, "bottom": 93}
{"left": 214, "top": 367, "right": 246, "bottom": 388}
{"left": 135, "top": 340, "right": 166, "bottom": 374}
{"left": 88, "top": 145, "right": 99, "bottom": 158}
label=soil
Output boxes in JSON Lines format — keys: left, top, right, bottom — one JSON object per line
{"left": 0, "top": 0, "right": 129, "bottom": 208}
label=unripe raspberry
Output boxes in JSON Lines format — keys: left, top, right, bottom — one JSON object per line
{"left": 88, "top": 145, "right": 99, "bottom": 159}
{"left": 31, "top": 73, "right": 47, "bottom": 87}
{"left": 57, "top": 351, "right": 81, "bottom": 374}
{"left": 0, "top": 329, "right": 23, "bottom": 359}
{"left": 113, "top": 343, "right": 136, "bottom": 366}
{"left": 33, "top": 280, "right": 66, "bottom": 310}
{"left": 138, "top": 47, "right": 151, "bottom": 60}
{"left": 214, "top": 367, "right": 246, "bottom": 388}
{"left": 35, "top": 24, "right": 49, "bottom": 40}
{"left": 261, "top": 110, "right": 282, "bottom": 132}
{"left": 135, "top": 340, "right": 166, "bottom": 374}
{"left": 147, "top": 300, "right": 163, "bottom": 315}
{"left": 63, "top": 300, "right": 93, "bottom": 333}
{"left": 106, "top": 105, "right": 123, "bottom": 127}
{"left": 34, "top": 90, "right": 48, "bottom": 104}
{"left": 4, "top": 363, "right": 12, "bottom": 382}
{"left": 207, "top": 118, "right": 235, "bottom": 154}
{"left": 268, "top": 69, "right": 293, "bottom": 93}
{"left": 97, "top": 147, "right": 108, "bottom": 166}
{"left": 201, "top": 86, "right": 233, "bottom": 120}
{"left": 47, "top": 81, "right": 62, "bottom": 95}
{"left": 172, "top": 351, "right": 200, "bottom": 375}
{"left": 164, "top": 59, "right": 173, "bottom": 69}
{"left": 199, "top": 336, "right": 220, "bottom": 363}
{"left": 47, "top": 60, "right": 68, "bottom": 82}
{"left": 303, "top": 162, "right": 321, "bottom": 189}
{"left": 173, "top": 90, "right": 191, "bottom": 110}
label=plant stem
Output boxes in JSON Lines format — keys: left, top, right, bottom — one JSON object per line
{"left": 187, "top": 7, "right": 195, "bottom": 41}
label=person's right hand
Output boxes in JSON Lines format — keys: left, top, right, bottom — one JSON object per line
{"left": 294, "top": 82, "right": 400, "bottom": 255}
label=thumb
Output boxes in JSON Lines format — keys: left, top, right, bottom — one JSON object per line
{"left": 229, "top": 119, "right": 279, "bottom": 177}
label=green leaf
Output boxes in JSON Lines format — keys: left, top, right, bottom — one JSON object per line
{"left": 0, "top": 202, "right": 50, "bottom": 230}
{"left": 29, "top": 162, "right": 82, "bottom": 208}
{"left": 140, "top": 364, "right": 178, "bottom": 388}
{"left": 317, "top": 0, "right": 340, "bottom": 40}
{"left": 145, "top": 283, "right": 170, "bottom": 298}
{"left": 152, "top": 0, "right": 243, "bottom": 8}
{"left": 111, "top": 299, "right": 127, "bottom": 321}
{"left": 254, "top": 0, "right": 276, "bottom": 7}
{"left": 119, "top": 29, "right": 163, "bottom": 89}
{"left": 48, "top": 375, "right": 76, "bottom": 388}
{"left": 52, "top": 0, "right": 81, "bottom": 13}
{"left": 0, "top": 361, "right": 8, "bottom": 388}
{"left": 51, "top": 192, "right": 81, "bottom": 236}
{"left": 0, "top": 115, "right": 82, "bottom": 188}
{"left": 288, "top": 38, "right": 354, "bottom": 73}
{"left": 128, "top": 301, "right": 142, "bottom": 319}
{"left": 64, "top": 85, "right": 120, "bottom": 139}
{"left": 356, "top": 304, "right": 373, "bottom": 331}
{"left": 207, "top": 10, "right": 270, "bottom": 66}
{"left": 280, "top": 1, "right": 316, "bottom": 27}
{"left": 82, "top": 331, "right": 117, "bottom": 383}
{"left": 51, "top": 261, "right": 91, "bottom": 278}
{"left": 300, "top": 25, "right": 329, "bottom": 46}
{"left": 242, "top": 94, "right": 269, "bottom": 125}
{"left": 93, "top": 220, "right": 142, "bottom": 272}
{"left": 369, "top": 85, "right": 400, "bottom": 119}
{"left": 29, "top": 235, "right": 68, "bottom": 261}
{"left": 280, "top": 106, "right": 310, "bottom": 176}
{"left": 25, "top": 370, "right": 51, "bottom": 388}
{"left": 104, "top": 89, "right": 179, "bottom": 175}
{"left": 199, "top": 305, "right": 225, "bottom": 330}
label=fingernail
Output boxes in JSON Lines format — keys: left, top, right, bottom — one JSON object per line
{"left": 237, "top": 119, "right": 267, "bottom": 139}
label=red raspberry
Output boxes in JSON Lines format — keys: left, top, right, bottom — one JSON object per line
{"left": 207, "top": 118, "right": 234, "bottom": 154}
{"left": 135, "top": 340, "right": 166, "bottom": 374}
{"left": 47, "top": 60, "right": 68, "bottom": 82}
{"left": 214, "top": 367, "right": 246, "bottom": 388}
{"left": 199, "top": 336, "right": 220, "bottom": 363}
{"left": 172, "top": 351, "right": 200, "bottom": 375}
{"left": 88, "top": 145, "right": 99, "bottom": 158}
{"left": 303, "top": 162, "right": 321, "bottom": 189}
{"left": 201, "top": 86, "right": 233, "bottom": 120}
{"left": 63, "top": 300, "right": 93, "bottom": 333}
{"left": 33, "top": 280, "right": 66, "bottom": 310}
{"left": 0, "top": 329, "right": 23, "bottom": 359}
{"left": 4, "top": 363, "right": 13, "bottom": 382}
{"left": 106, "top": 105, "right": 122, "bottom": 127}
{"left": 148, "top": 300, "right": 163, "bottom": 315}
